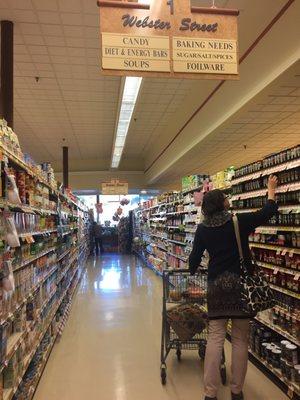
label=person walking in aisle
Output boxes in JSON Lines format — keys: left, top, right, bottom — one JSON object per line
{"left": 189, "top": 175, "right": 278, "bottom": 400}
{"left": 92, "top": 221, "right": 104, "bottom": 255}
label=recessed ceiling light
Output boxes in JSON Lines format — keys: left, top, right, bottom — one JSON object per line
{"left": 111, "top": 77, "right": 142, "bottom": 169}
{"left": 141, "top": 190, "right": 147, "bottom": 194}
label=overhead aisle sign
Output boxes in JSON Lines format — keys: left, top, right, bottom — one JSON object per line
{"left": 101, "top": 179, "right": 128, "bottom": 195}
{"left": 98, "top": 0, "right": 239, "bottom": 80}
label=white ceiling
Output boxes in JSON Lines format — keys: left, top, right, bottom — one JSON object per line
{"left": 0, "top": 0, "right": 299, "bottom": 190}
{"left": 154, "top": 61, "right": 300, "bottom": 189}
{"left": 0, "top": 0, "right": 121, "bottom": 168}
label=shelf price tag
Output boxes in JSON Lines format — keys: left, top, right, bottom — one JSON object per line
{"left": 282, "top": 249, "right": 288, "bottom": 256}
{"left": 276, "top": 249, "right": 282, "bottom": 255}
{"left": 289, "top": 250, "right": 294, "bottom": 257}
{"left": 273, "top": 268, "right": 279, "bottom": 275}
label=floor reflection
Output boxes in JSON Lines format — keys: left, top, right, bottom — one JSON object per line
{"left": 99, "top": 268, "right": 121, "bottom": 291}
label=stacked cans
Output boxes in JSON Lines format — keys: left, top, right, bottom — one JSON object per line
{"left": 250, "top": 322, "right": 300, "bottom": 384}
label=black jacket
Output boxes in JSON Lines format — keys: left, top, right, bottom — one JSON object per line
{"left": 189, "top": 200, "right": 278, "bottom": 318}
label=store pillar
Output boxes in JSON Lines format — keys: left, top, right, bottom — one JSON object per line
{"left": 63, "top": 146, "right": 69, "bottom": 189}
{"left": 0, "top": 20, "right": 14, "bottom": 129}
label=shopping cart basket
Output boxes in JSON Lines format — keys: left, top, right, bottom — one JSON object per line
{"left": 160, "top": 268, "right": 226, "bottom": 385}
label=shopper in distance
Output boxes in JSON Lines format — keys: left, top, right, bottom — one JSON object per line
{"left": 189, "top": 175, "right": 279, "bottom": 400}
{"left": 92, "top": 221, "right": 105, "bottom": 256}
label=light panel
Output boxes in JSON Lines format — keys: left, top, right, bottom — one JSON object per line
{"left": 111, "top": 77, "right": 142, "bottom": 168}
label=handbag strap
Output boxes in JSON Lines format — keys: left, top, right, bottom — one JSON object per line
{"left": 233, "top": 215, "right": 244, "bottom": 261}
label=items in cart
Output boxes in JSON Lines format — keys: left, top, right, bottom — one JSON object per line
{"left": 160, "top": 269, "right": 226, "bottom": 386}
{"left": 167, "top": 304, "right": 207, "bottom": 341}
{"left": 168, "top": 273, "right": 207, "bottom": 303}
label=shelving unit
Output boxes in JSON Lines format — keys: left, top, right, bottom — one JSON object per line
{"left": 231, "top": 144, "right": 300, "bottom": 400}
{"left": 0, "top": 122, "right": 91, "bottom": 400}
{"left": 133, "top": 145, "right": 300, "bottom": 399}
{"left": 132, "top": 176, "right": 212, "bottom": 274}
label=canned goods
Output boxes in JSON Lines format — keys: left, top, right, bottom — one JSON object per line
{"left": 280, "top": 340, "right": 290, "bottom": 359}
{"left": 294, "top": 365, "right": 300, "bottom": 383}
{"left": 285, "top": 343, "right": 298, "bottom": 365}
{"left": 261, "top": 343, "right": 269, "bottom": 359}
{"left": 265, "top": 344, "right": 273, "bottom": 363}
{"left": 285, "top": 361, "right": 293, "bottom": 381}
{"left": 280, "top": 358, "right": 286, "bottom": 376}
{"left": 271, "top": 349, "right": 281, "bottom": 369}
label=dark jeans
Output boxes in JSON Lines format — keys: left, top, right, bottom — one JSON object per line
{"left": 95, "top": 238, "right": 104, "bottom": 255}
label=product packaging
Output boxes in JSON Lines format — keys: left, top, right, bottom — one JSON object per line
{"left": 5, "top": 169, "right": 22, "bottom": 205}
{"left": 4, "top": 213, "right": 20, "bottom": 248}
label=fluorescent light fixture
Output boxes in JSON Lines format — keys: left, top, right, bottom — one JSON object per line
{"left": 111, "top": 76, "right": 142, "bottom": 169}
{"left": 141, "top": 190, "right": 147, "bottom": 194}
{"left": 139, "top": 0, "right": 151, "bottom": 4}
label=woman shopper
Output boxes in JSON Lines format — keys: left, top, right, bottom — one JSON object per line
{"left": 189, "top": 175, "right": 278, "bottom": 400}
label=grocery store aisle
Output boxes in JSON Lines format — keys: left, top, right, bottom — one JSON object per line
{"left": 34, "top": 255, "right": 287, "bottom": 400}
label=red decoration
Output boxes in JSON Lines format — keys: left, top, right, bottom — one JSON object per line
{"left": 117, "top": 206, "right": 123, "bottom": 216}
{"left": 194, "top": 191, "right": 203, "bottom": 207}
{"left": 113, "top": 213, "right": 120, "bottom": 222}
{"left": 95, "top": 203, "right": 103, "bottom": 214}
{"left": 120, "top": 198, "right": 130, "bottom": 206}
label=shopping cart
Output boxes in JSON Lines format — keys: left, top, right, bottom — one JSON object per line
{"left": 160, "top": 268, "right": 226, "bottom": 385}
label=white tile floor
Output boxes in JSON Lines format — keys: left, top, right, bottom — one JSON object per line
{"left": 33, "top": 255, "right": 288, "bottom": 400}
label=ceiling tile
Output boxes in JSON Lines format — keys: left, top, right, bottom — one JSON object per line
{"left": 83, "top": 13, "right": 98, "bottom": 27}
{"left": 0, "top": 0, "right": 9, "bottom": 8}
{"left": 67, "top": 47, "right": 86, "bottom": 57}
{"left": 61, "top": 12, "right": 83, "bottom": 26}
{"left": 35, "top": 63, "right": 53, "bottom": 71}
{"left": 28, "top": 45, "right": 48, "bottom": 55}
{"left": 48, "top": 46, "right": 67, "bottom": 56}
{"left": 14, "top": 44, "right": 29, "bottom": 54}
{"left": 10, "top": 0, "right": 33, "bottom": 9}
{"left": 50, "top": 55, "right": 69, "bottom": 64}
{"left": 24, "top": 35, "right": 45, "bottom": 45}
{"left": 15, "top": 53, "right": 32, "bottom": 62}
{"left": 58, "top": 0, "right": 82, "bottom": 13}
{"left": 13, "top": 10, "right": 37, "bottom": 22}
{"left": 37, "top": 11, "right": 61, "bottom": 24}
{"left": 44, "top": 36, "right": 66, "bottom": 46}
{"left": 41, "top": 24, "right": 64, "bottom": 36}
{"left": 31, "top": 54, "right": 51, "bottom": 63}
{"left": 32, "top": 0, "right": 58, "bottom": 11}
{"left": 20, "top": 23, "right": 42, "bottom": 35}
{"left": 63, "top": 25, "right": 84, "bottom": 38}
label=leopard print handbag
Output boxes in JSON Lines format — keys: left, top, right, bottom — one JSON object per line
{"left": 233, "top": 216, "right": 275, "bottom": 314}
